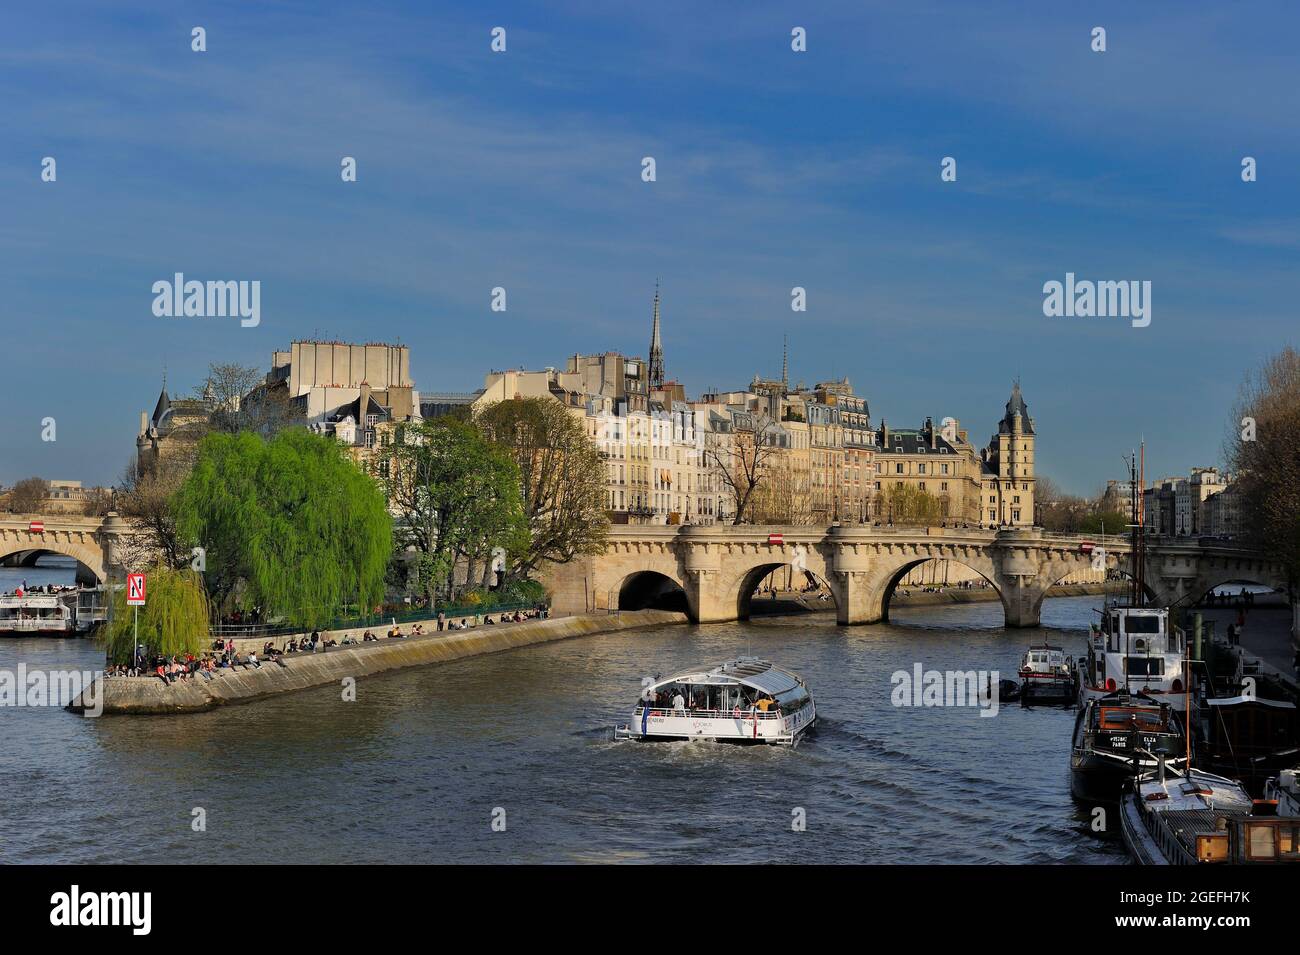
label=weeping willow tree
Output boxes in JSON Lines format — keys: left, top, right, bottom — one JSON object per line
{"left": 100, "top": 567, "right": 211, "bottom": 664}
{"left": 173, "top": 428, "right": 392, "bottom": 629}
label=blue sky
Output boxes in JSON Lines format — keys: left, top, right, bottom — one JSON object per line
{"left": 2, "top": 1, "right": 1297, "bottom": 494}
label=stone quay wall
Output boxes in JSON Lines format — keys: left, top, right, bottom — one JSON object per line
{"left": 69, "top": 609, "right": 686, "bottom": 715}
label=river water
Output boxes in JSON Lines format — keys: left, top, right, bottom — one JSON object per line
{"left": 1, "top": 560, "right": 1127, "bottom": 864}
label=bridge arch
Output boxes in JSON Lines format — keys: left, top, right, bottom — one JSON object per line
{"left": 732, "top": 560, "right": 840, "bottom": 619}
{"left": 869, "top": 553, "right": 1007, "bottom": 625}
{"left": 1189, "top": 574, "right": 1285, "bottom": 606}
{"left": 617, "top": 570, "right": 689, "bottom": 613}
{"left": 0, "top": 543, "right": 105, "bottom": 585}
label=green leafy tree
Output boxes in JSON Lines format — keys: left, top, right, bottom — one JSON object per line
{"left": 386, "top": 418, "right": 527, "bottom": 603}
{"left": 173, "top": 429, "right": 391, "bottom": 628}
{"left": 475, "top": 398, "right": 608, "bottom": 576}
{"left": 1079, "top": 510, "right": 1132, "bottom": 537}
{"left": 100, "top": 567, "right": 211, "bottom": 664}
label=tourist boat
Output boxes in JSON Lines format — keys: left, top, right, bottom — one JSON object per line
{"left": 1077, "top": 606, "right": 1189, "bottom": 706}
{"left": 1120, "top": 761, "right": 1300, "bottom": 865}
{"left": 0, "top": 593, "right": 75, "bottom": 634}
{"left": 1264, "top": 768, "right": 1300, "bottom": 817}
{"left": 1070, "top": 691, "right": 1189, "bottom": 802}
{"left": 614, "top": 657, "right": 815, "bottom": 746}
{"left": 1019, "top": 644, "right": 1076, "bottom": 705}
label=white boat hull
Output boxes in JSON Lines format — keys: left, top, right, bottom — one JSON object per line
{"left": 618, "top": 701, "right": 816, "bottom": 745}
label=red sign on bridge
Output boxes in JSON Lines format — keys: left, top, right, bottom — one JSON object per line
{"left": 28, "top": 520, "right": 44, "bottom": 533}
{"left": 768, "top": 533, "right": 785, "bottom": 545}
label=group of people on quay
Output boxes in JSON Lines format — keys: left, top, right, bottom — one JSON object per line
{"left": 897, "top": 579, "right": 992, "bottom": 597}
{"left": 1202, "top": 587, "right": 1261, "bottom": 608}
{"left": 106, "top": 603, "right": 551, "bottom": 683}
{"left": 1, "top": 580, "right": 79, "bottom": 596}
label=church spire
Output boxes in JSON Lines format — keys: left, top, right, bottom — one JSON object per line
{"left": 781, "top": 334, "right": 788, "bottom": 391}
{"left": 648, "top": 281, "right": 664, "bottom": 390}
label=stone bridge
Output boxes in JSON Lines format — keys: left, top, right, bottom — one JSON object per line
{"left": 0, "top": 513, "right": 135, "bottom": 584}
{"left": 542, "top": 525, "right": 1289, "bottom": 628}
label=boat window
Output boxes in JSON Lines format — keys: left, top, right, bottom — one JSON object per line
{"left": 1246, "top": 824, "right": 1277, "bottom": 860}
{"left": 774, "top": 686, "right": 810, "bottom": 712}
{"left": 1125, "top": 657, "right": 1164, "bottom": 677}
{"left": 1196, "top": 833, "right": 1229, "bottom": 863}
{"left": 1280, "top": 826, "right": 1296, "bottom": 856}
{"left": 1124, "top": 616, "right": 1162, "bottom": 634}
{"left": 1098, "top": 707, "right": 1164, "bottom": 730}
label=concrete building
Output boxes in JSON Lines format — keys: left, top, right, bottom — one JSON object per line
{"left": 1140, "top": 467, "right": 1234, "bottom": 538}
{"left": 255, "top": 341, "right": 422, "bottom": 478}
{"left": 1202, "top": 481, "right": 1244, "bottom": 539}
{"left": 1175, "top": 467, "right": 1227, "bottom": 536}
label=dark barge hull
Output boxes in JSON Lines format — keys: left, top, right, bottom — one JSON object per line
{"left": 1021, "top": 679, "right": 1077, "bottom": 706}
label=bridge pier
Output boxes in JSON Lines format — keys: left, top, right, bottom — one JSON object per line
{"left": 836, "top": 571, "right": 881, "bottom": 625}
{"left": 1001, "top": 579, "right": 1045, "bottom": 628}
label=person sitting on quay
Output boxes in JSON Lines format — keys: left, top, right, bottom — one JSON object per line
{"left": 247, "top": 651, "right": 262, "bottom": 669}
{"left": 362, "top": 630, "right": 377, "bottom": 642}
{"left": 287, "top": 637, "right": 299, "bottom": 653}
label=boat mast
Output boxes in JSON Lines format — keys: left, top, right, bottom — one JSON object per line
{"left": 1184, "top": 629, "right": 1192, "bottom": 766}
{"left": 1138, "top": 442, "right": 1145, "bottom": 607}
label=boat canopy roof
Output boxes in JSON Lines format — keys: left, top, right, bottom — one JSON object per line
{"left": 651, "top": 658, "right": 804, "bottom": 696}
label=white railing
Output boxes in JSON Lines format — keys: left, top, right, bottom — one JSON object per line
{"left": 635, "top": 706, "right": 781, "bottom": 720}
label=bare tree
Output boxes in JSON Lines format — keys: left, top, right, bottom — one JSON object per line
{"left": 115, "top": 456, "right": 191, "bottom": 569}
{"left": 1227, "top": 347, "right": 1300, "bottom": 596}
{"left": 80, "top": 486, "right": 113, "bottom": 517}
{"left": 8, "top": 477, "right": 48, "bottom": 513}
{"left": 749, "top": 463, "right": 813, "bottom": 525}
{"left": 706, "top": 412, "right": 784, "bottom": 525}
{"left": 201, "top": 362, "right": 300, "bottom": 436}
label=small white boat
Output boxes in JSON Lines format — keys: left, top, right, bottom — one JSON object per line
{"left": 615, "top": 657, "right": 815, "bottom": 746}
{"left": 1019, "top": 644, "right": 1076, "bottom": 705}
